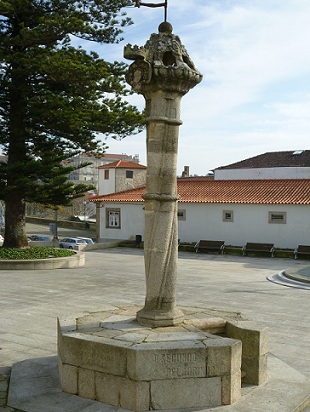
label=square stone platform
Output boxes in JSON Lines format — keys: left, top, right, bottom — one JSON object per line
{"left": 58, "top": 305, "right": 268, "bottom": 411}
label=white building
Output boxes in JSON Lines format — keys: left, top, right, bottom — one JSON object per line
{"left": 90, "top": 150, "right": 310, "bottom": 249}
{"left": 90, "top": 178, "right": 310, "bottom": 249}
{"left": 214, "top": 150, "right": 310, "bottom": 180}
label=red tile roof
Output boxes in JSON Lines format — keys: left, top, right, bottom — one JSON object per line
{"left": 90, "top": 179, "right": 310, "bottom": 205}
{"left": 216, "top": 150, "right": 310, "bottom": 169}
{"left": 91, "top": 186, "right": 145, "bottom": 203}
{"left": 98, "top": 160, "right": 146, "bottom": 169}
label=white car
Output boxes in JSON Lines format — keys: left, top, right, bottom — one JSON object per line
{"left": 0, "top": 235, "right": 3, "bottom": 245}
{"left": 59, "top": 237, "right": 87, "bottom": 250}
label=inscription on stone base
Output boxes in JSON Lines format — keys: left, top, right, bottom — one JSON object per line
{"left": 127, "top": 341, "right": 206, "bottom": 381}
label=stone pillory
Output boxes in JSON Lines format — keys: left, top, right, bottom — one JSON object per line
{"left": 57, "top": 21, "right": 270, "bottom": 412}
{"left": 124, "top": 24, "right": 202, "bottom": 327}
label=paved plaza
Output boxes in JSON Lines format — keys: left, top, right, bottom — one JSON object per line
{"left": 1, "top": 228, "right": 310, "bottom": 410}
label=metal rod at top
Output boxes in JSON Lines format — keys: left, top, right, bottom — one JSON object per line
{"left": 135, "top": 0, "right": 168, "bottom": 22}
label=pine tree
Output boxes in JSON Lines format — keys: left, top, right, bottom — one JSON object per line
{"left": 0, "top": 0, "right": 144, "bottom": 247}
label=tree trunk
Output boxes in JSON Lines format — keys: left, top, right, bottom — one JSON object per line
{"left": 3, "top": 193, "right": 28, "bottom": 248}
{"left": 3, "top": 48, "right": 29, "bottom": 248}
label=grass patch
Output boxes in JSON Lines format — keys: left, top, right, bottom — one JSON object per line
{"left": 0, "top": 246, "right": 75, "bottom": 260}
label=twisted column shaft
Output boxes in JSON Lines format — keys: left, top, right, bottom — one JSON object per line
{"left": 137, "top": 91, "right": 184, "bottom": 326}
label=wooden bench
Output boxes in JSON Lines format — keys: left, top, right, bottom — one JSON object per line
{"left": 242, "top": 242, "right": 275, "bottom": 257}
{"left": 194, "top": 240, "right": 225, "bottom": 254}
{"left": 294, "top": 245, "right": 310, "bottom": 259}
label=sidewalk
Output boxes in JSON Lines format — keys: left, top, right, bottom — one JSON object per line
{"left": 1, "top": 247, "right": 310, "bottom": 411}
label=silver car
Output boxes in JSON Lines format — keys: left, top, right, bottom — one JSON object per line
{"left": 76, "top": 237, "right": 94, "bottom": 245}
{"left": 59, "top": 237, "right": 87, "bottom": 250}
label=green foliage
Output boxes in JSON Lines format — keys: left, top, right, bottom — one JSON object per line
{"left": 0, "top": 246, "right": 75, "bottom": 259}
{"left": 0, "top": 0, "right": 144, "bottom": 247}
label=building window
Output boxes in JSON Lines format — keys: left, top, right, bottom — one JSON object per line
{"left": 268, "top": 211, "right": 286, "bottom": 224}
{"left": 223, "top": 210, "right": 234, "bottom": 222}
{"left": 106, "top": 209, "right": 121, "bottom": 228}
{"left": 104, "top": 170, "right": 109, "bottom": 180}
{"left": 126, "top": 170, "right": 133, "bottom": 179}
{"left": 177, "top": 209, "right": 186, "bottom": 221}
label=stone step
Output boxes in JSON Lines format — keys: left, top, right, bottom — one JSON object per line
{"left": 208, "top": 353, "right": 310, "bottom": 412}
{"left": 7, "top": 353, "right": 310, "bottom": 412}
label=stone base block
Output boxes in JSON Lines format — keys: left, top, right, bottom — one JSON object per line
{"left": 136, "top": 306, "right": 184, "bottom": 327}
{"left": 151, "top": 377, "right": 221, "bottom": 409}
{"left": 95, "top": 372, "right": 150, "bottom": 411}
{"left": 226, "top": 320, "right": 268, "bottom": 385}
{"left": 58, "top": 305, "right": 267, "bottom": 411}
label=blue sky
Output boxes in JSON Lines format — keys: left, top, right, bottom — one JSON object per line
{"left": 89, "top": 1, "right": 310, "bottom": 175}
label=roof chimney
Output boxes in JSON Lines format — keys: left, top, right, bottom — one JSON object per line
{"left": 181, "top": 166, "right": 190, "bottom": 178}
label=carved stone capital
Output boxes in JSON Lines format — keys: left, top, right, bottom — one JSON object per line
{"left": 124, "top": 22, "right": 203, "bottom": 95}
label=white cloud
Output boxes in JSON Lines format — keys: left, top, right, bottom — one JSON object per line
{"left": 84, "top": 1, "right": 310, "bottom": 175}
{"left": 270, "top": 96, "right": 310, "bottom": 120}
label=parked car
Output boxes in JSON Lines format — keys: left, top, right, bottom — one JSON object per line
{"left": 27, "top": 235, "right": 52, "bottom": 242}
{"left": 76, "top": 237, "right": 94, "bottom": 245}
{"left": 0, "top": 234, "right": 4, "bottom": 246}
{"left": 59, "top": 237, "right": 87, "bottom": 250}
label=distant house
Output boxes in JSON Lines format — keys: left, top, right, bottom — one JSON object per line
{"left": 98, "top": 160, "right": 147, "bottom": 195}
{"left": 90, "top": 177, "right": 310, "bottom": 249}
{"left": 66, "top": 152, "right": 140, "bottom": 190}
{"left": 215, "top": 150, "right": 310, "bottom": 180}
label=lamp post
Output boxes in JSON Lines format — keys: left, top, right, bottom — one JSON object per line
{"left": 83, "top": 200, "right": 87, "bottom": 222}
{"left": 54, "top": 207, "right": 58, "bottom": 240}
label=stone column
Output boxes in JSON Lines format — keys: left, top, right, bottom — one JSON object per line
{"left": 124, "top": 22, "right": 202, "bottom": 327}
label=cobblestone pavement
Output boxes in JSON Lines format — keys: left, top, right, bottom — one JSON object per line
{"left": 1, "top": 223, "right": 96, "bottom": 411}
{"left": 0, "top": 367, "right": 21, "bottom": 411}
{"left": 1, "top": 224, "right": 310, "bottom": 411}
